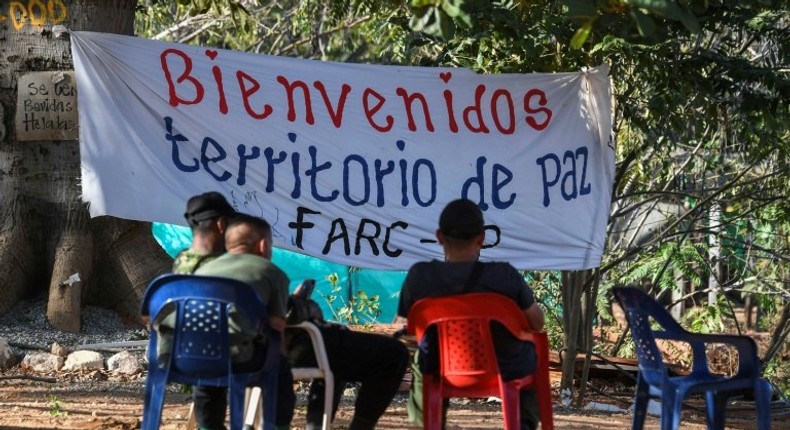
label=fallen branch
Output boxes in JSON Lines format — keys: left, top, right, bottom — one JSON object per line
{"left": 8, "top": 342, "right": 49, "bottom": 352}
{"left": 0, "top": 374, "right": 57, "bottom": 383}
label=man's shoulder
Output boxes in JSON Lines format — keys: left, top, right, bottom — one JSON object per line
{"left": 260, "top": 258, "right": 289, "bottom": 284}
{"left": 482, "top": 261, "right": 520, "bottom": 274}
{"left": 197, "top": 253, "right": 288, "bottom": 281}
{"left": 479, "top": 261, "right": 524, "bottom": 285}
{"left": 481, "top": 261, "right": 519, "bottom": 274}
{"left": 195, "top": 252, "right": 255, "bottom": 272}
{"left": 407, "top": 259, "right": 443, "bottom": 273}
{"left": 172, "top": 249, "right": 218, "bottom": 274}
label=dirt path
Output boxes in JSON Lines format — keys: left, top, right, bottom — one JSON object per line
{"left": 0, "top": 374, "right": 784, "bottom": 430}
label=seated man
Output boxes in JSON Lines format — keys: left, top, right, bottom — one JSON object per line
{"left": 288, "top": 290, "right": 410, "bottom": 430}
{"left": 193, "top": 213, "right": 294, "bottom": 430}
{"left": 162, "top": 192, "right": 287, "bottom": 430}
{"left": 395, "top": 198, "right": 545, "bottom": 430}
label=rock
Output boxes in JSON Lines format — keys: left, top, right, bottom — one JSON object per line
{"left": 0, "top": 338, "right": 15, "bottom": 369}
{"left": 63, "top": 350, "right": 105, "bottom": 371}
{"left": 107, "top": 350, "right": 142, "bottom": 375}
{"left": 51, "top": 341, "right": 69, "bottom": 357}
{"left": 20, "top": 352, "right": 64, "bottom": 372}
{"left": 343, "top": 386, "right": 358, "bottom": 398}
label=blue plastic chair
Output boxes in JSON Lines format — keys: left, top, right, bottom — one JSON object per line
{"left": 612, "top": 287, "right": 772, "bottom": 430}
{"left": 141, "top": 274, "right": 281, "bottom": 430}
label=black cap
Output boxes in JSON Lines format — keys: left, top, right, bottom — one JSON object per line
{"left": 439, "top": 199, "right": 484, "bottom": 240}
{"left": 184, "top": 192, "right": 236, "bottom": 226}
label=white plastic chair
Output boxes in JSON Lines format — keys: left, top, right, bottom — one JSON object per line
{"left": 287, "top": 321, "right": 335, "bottom": 430}
{"left": 186, "top": 321, "right": 334, "bottom": 430}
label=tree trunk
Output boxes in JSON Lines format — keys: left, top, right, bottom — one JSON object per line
{"left": 0, "top": 0, "right": 171, "bottom": 331}
{"left": 559, "top": 269, "right": 595, "bottom": 406}
{"left": 575, "top": 269, "right": 598, "bottom": 407}
{"left": 559, "top": 270, "right": 583, "bottom": 404}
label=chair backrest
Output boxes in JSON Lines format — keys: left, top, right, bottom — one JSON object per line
{"left": 407, "top": 293, "right": 538, "bottom": 391}
{"left": 142, "top": 274, "right": 271, "bottom": 379}
{"left": 612, "top": 287, "right": 686, "bottom": 383}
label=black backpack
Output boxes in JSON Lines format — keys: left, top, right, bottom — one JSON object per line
{"left": 284, "top": 279, "right": 325, "bottom": 365}
{"left": 286, "top": 294, "right": 324, "bottom": 325}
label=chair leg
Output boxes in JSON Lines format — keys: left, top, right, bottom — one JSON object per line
{"left": 321, "top": 374, "right": 335, "bottom": 430}
{"left": 244, "top": 387, "right": 262, "bottom": 430}
{"left": 755, "top": 379, "right": 773, "bottom": 430}
{"left": 534, "top": 373, "right": 554, "bottom": 430}
{"left": 230, "top": 382, "right": 248, "bottom": 430}
{"left": 499, "top": 385, "right": 521, "bottom": 430}
{"left": 661, "top": 390, "right": 684, "bottom": 430}
{"left": 185, "top": 402, "right": 197, "bottom": 430}
{"left": 262, "top": 369, "right": 279, "bottom": 430}
{"left": 423, "top": 376, "right": 444, "bottom": 430}
{"left": 705, "top": 391, "right": 727, "bottom": 430}
{"left": 631, "top": 377, "right": 650, "bottom": 430}
{"left": 142, "top": 377, "right": 168, "bottom": 430}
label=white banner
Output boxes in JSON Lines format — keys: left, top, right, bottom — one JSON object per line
{"left": 71, "top": 31, "right": 614, "bottom": 271}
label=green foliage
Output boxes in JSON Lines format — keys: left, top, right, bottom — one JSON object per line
{"left": 560, "top": 0, "right": 788, "bottom": 47}
{"left": 527, "top": 270, "right": 565, "bottom": 350}
{"left": 48, "top": 395, "right": 67, "bottom": 417}
{"left": 682, "top": 303, "right": 726, "bottom": 334}
{"left": 137, "top": 0, "right": 410, "bottom": 63}
{"left": 609, "top": 242, "right": 705, "bottom": 294}
{"left": 762, "top": 357, "right": 790, "bottom": 401}
{"left": 137, "top": 0, "right": 790, "bottom": 396}
{"left": 322, "top": 272, "right": 382, "bottom": 325}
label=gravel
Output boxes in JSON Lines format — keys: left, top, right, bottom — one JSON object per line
{"left": 0, "top": 298, "right": 148, "bottom": 354}
{"left": 0, "top": 299, "right": 426, "bottom": 408}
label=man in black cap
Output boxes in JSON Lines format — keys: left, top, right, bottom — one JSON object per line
{"left": 172, "top": 191, "right": 237, "bottom": 274}
{"left": 396, "top": 198, "right": 545, "bottom": 430}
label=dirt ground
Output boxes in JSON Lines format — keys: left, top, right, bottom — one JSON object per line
{"left": 0, "top": 371, "right": 785, "bottom": 430}
{"left": 1, "top": 322, "right": 787, "bottom": 429}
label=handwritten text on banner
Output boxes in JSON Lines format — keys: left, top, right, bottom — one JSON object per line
{"left": 70, "top": 31, "right": 615, "bottom": 271}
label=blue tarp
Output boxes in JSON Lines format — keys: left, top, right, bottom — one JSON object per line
{"left": 153, "top": 223, "right": 405, "bottom": 323}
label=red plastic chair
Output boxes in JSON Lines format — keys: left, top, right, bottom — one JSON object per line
{"left": 407, "top": 293, "right": 554, "bottom": 430}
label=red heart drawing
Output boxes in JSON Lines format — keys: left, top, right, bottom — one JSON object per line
{"left": 205, "top": 50, "right": 218, "bottom": 60}
{"left": 439, "top": 72, "right": 451, "bottom": 83}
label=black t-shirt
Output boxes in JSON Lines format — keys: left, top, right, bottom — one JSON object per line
{"left": 398, "top": 260, "right": 538, "bottom": 379}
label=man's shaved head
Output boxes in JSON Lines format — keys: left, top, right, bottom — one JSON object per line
{"left": 224, "top": 214, "right": 272, "bottom": 255}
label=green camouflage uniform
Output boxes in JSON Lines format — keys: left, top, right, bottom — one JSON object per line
{"left": 172, "top": 248, "right": 217, "bottom": 274}
{"left": 152, "top": 249, "right": 220, "bottom": 364}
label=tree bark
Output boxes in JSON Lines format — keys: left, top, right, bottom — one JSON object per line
{"left": 559, "top": 269, "right": 596, "bottom": 406}
{"left": 559, "top": 270, "right": 584, "bottom": 402}
{"left": 0, "top": 0, "right": 171, "bottom": 328}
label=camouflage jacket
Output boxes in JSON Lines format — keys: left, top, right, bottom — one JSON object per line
{"left": 172, "top": 248, "right": 218, "bottom": 274}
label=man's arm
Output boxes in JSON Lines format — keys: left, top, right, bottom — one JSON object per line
{"left": 269, "top": 315, "right": 287, "bottom": 354}
{"left": 269, "top": 315, "right": 286, "bottom": 334}
{"left": 523, "top": 303, "right": 545, "bottom": 332}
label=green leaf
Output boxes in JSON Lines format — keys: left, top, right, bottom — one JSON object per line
{"left": 438, "top": 9, "right": 456, "bottom": 40}
{"left": 409, "top": 6, "right": 439, "bottom": 35}
{"left": 626, "top": 0, "right": 700, "bottom": 32}
{"left": 570, "top": 18, "right": 595, "bottom": 49}
{"left": 629, "top": 9, "right": 656, "bottom": 38}
{"left": 411, "top": 0, "right": 439, "bottom": 7}
{"left": 441, "top": 0, "right": 463, "bottom": 17}
{"left": 675, "top": 7, "right": 700, "bottom": 33}
{"left": 590, "top": 34, "right": 624, "bottom": 54}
